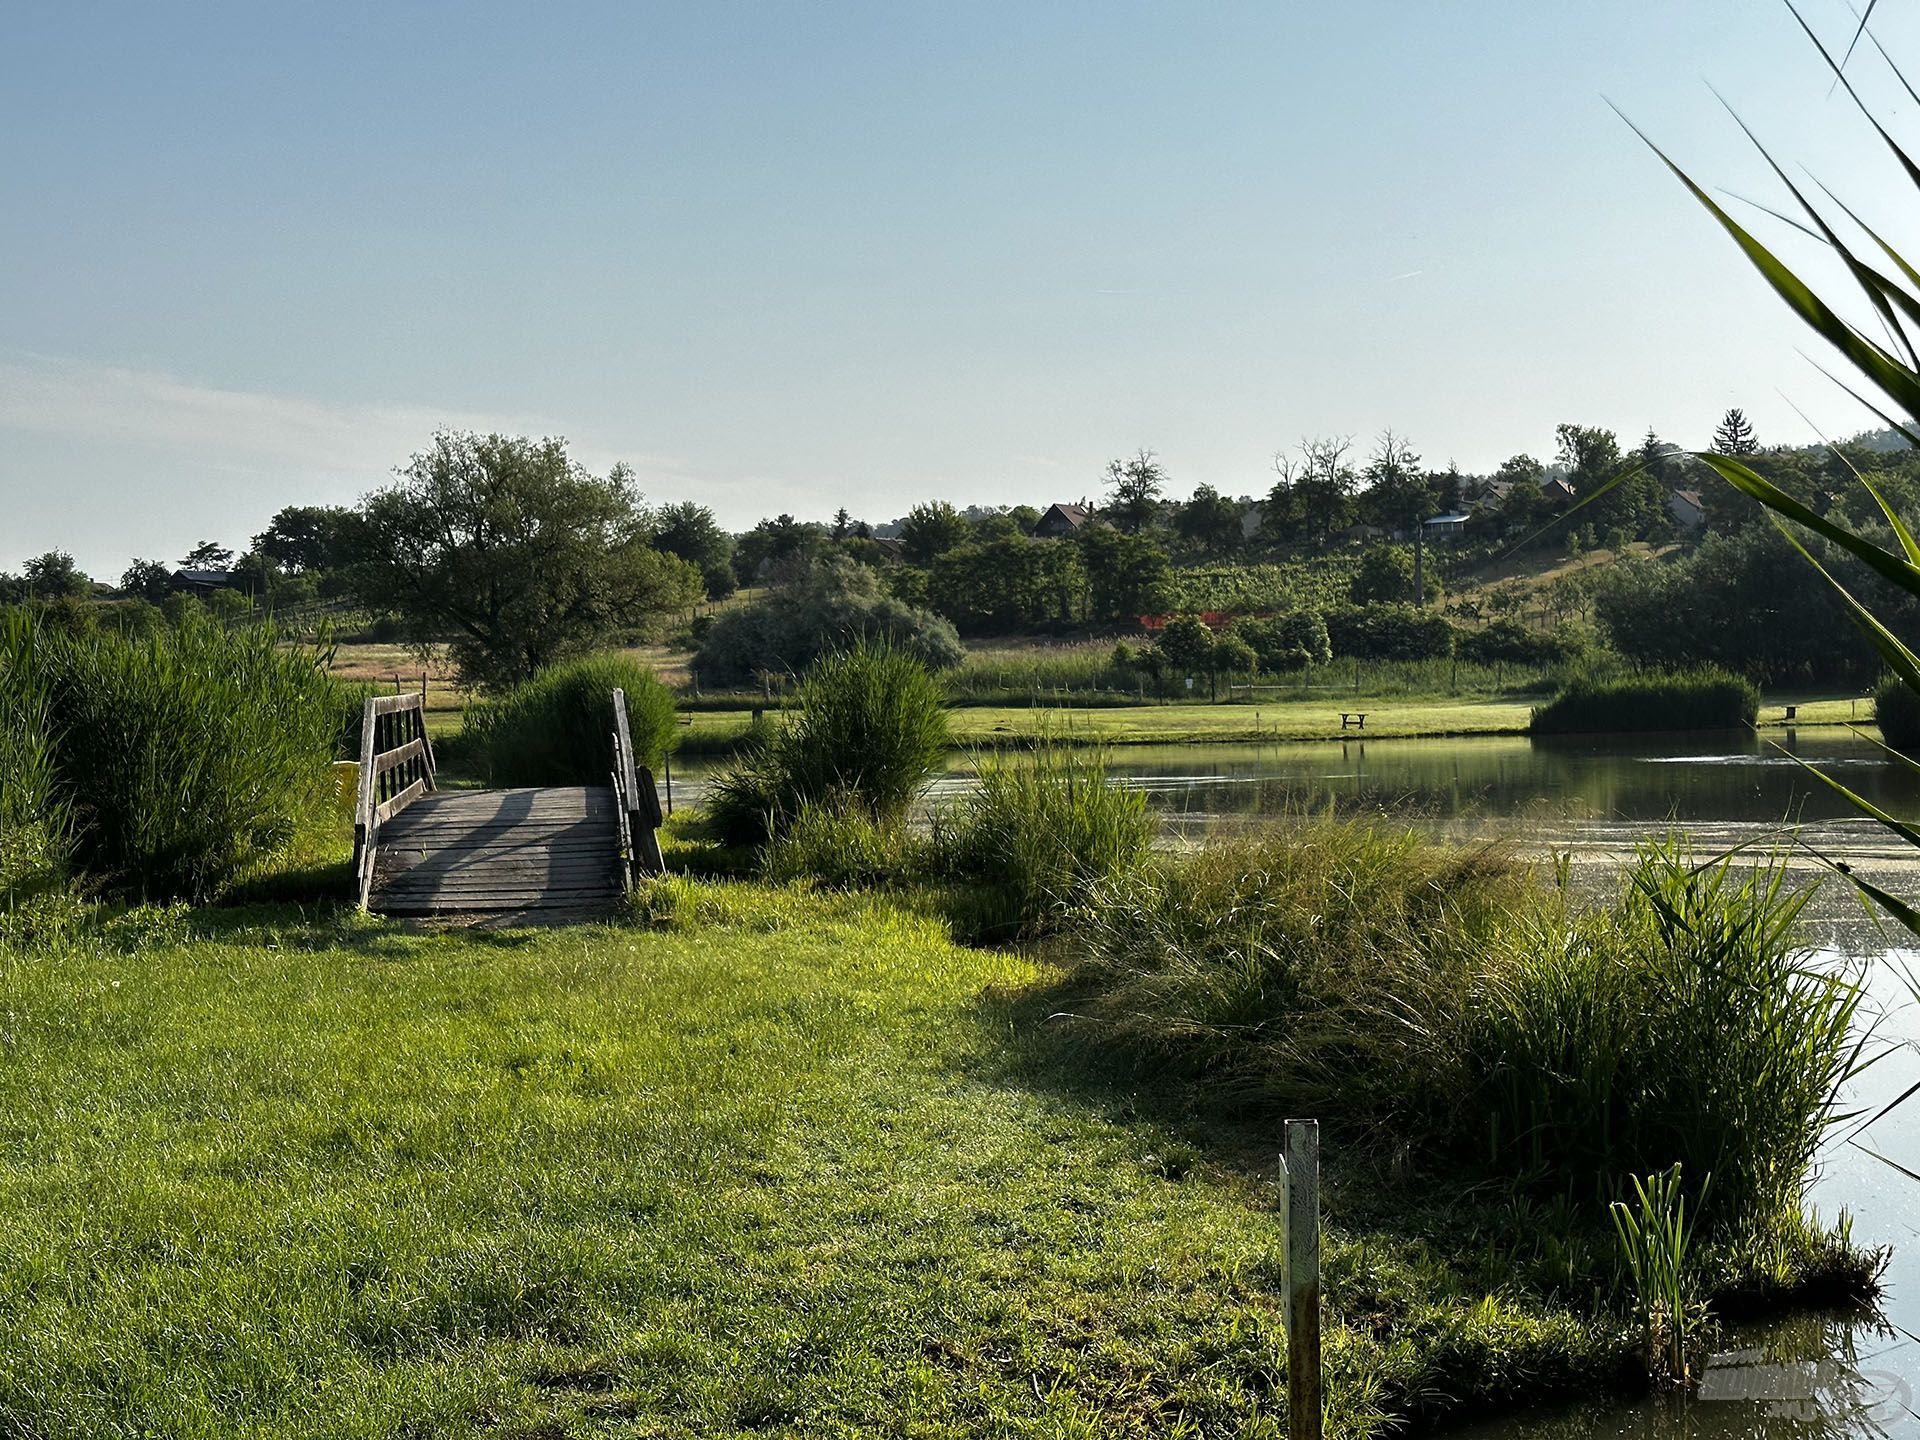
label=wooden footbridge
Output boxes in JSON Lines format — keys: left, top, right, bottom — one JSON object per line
{"left": 351, "top": 690, "right": 665, "bottom": 925}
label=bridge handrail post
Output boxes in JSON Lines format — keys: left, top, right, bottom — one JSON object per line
{"left": 612, "top": 688, "right": 665, "bottom": 882}
{"left": 352, "top": 690, "right": 436, "bottom": 910}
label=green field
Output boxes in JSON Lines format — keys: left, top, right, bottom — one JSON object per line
{"left": 0, "top": 885, "right": 1636, "bottom": 1437}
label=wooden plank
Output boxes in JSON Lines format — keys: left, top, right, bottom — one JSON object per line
{"left": 372, "top": 778, "right": 427, "bottom": 827}
{"left": 371, "top": 737, "right": 427, "bottom": 777}
{"left": 366, "top": 692, "right": 425, "bottom": 717}
{"left": 374, "top": 895, "right": 621, "bottom": 913}
{"left": 1285, "top": 1118, "right": 1322, "bottom": 1440}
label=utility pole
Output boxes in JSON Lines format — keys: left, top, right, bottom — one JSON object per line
{"left": 1413, "top": 518, "right": 1425, "bottom": 606}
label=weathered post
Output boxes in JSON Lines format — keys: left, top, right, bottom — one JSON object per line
{"left": 1283, "top": 1118, "right": 1321, "bottom": 1440}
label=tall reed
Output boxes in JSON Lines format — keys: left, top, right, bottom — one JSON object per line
{"left": 465, "top": 653, "right": 677, "bottom": 787}
{"left": 0, "top": 613, "right": 69, "bottom": 904}
{"left": 1613, "top": 1165, "right": 1710, "bottom": 1388}
{"left": 707, "top": 645, "right": 949, "bottom": 846}
{"left": 1530, "top": 666, "right": 1758, "bottom": 735}
{"left": 932, "top": 745, "right": 1157, "bottom": 940}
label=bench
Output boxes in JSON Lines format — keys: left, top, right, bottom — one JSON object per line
{"left": 1340, "top": 712, "right": 1367, "bottom": 730}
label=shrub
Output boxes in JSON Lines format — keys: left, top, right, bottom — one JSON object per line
{"left": 933, "top": 746, "right": 1156, "bottom": 941}
{"left": 1458, "top": 618, "right": 1554, "bottom": 666}
{"left": 1531, "top": 666, "right": 1757, "bottom": 735}
{"left": 21, "top": 616, "right": 341, "bottom": 901}
{"left": 1875, "top": 674, "right": 1920, "bottom": 754}
{"left": 706, "top": 646, "right": 949, "bottom": 846}
{"left": 464, "top": 654, "right": 676, "bottom": 787}
{"left": 691, "top": 557, "right": 962, "bottom": 689}
{"left": 1350, "top": 545, "right": 1416, "bottom": 604}
{"left": 1235, "top": 612, "right": 1331, "bottom": 671}
{"left": 1325, "top": 603, "right": 1455, "bottom": 660}
{"left": 1070, "top": 825, "right": 1862, "bottom": 1232}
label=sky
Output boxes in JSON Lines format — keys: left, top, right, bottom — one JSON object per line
{"left": 6, "top": 0, "right": 1920, "bottom": 579}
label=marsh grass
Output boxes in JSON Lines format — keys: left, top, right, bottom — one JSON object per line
{"left": 0, "top": 614, "right": 68, "bottom": 906}
{"left": 707, "top": 645, "right": 948, "bottom": 846}
{"left": 1068, "top": 825, "right": 1864, "bottom": 1238}
{"left": 932, "top": 744, "right": 1157, "bottom": 941}
{"left": 1530, "top": 666, "right": 1759, "bottom": 734}
{"left": 1613, "top": 1165, "right": 1711, "bottom": 1387}
{"left": 463, "top": 653, "right": 677, "bottom": 787}
{"left": 3, "top": 615, "right": 342, "bottom": 902}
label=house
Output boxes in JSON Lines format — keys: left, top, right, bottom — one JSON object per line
{"left": 867, "top": 535, "right": 906, "bottom": 563}
{"left": 1421, "top": 512, "right": 1472, "bottom": 543}
{"left": 1669, "top": 489, "right": 1707, "bottom": 533}
{"left": 1032, "top": 502, "right": 1094, "bottom": 539}
{"left": 171, "top": 567, "right": 241, "bottom": 597}
{"left": 1543, "top": 476, "right": 1578, "bottom": 506}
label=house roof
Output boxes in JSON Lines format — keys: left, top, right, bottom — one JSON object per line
{"left": 1671, "top": 489, "right": 1705, "bottom": 509}
{"left": 1037, "top": 502, "right": 1091, "bottom": 528}
{"left": 173, "top": 568, "right": 236, "bottom": 586}
{"left": 1423, "top": 512, "right": 1472, "bottom": 526}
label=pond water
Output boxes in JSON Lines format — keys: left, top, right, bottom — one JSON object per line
{"left": 674, "top": 728, "right": 1920, "bottom": 1433}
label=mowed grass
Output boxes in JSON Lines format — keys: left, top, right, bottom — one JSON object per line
{"left": 0, "top": 889, "right": 1615, "bottom": 1438}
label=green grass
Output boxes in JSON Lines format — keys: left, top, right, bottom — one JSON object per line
{"left": 0, "top": 890, "right": 1614, "bottom": 1437}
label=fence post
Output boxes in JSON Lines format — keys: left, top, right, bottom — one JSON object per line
{"left": 1284, "top": 1118, "right": 1321, "bottom": 1440}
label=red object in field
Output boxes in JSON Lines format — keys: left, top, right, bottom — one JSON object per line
{"left": 1138, "top": 610, "right": 1237, "bottom": 632}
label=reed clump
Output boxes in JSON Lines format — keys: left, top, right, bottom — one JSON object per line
{"left": 1530, "top": 665, "right": 1758, "bottom": 734}
{"left": 0, "top": 614, "right": 69, "bottom": 906}
{"left": 464, "top": 653, "right": 677, "bottom": 787}
{"left": 707, "top": 645, "right": 949, "bottom": 847}
{"left": 2, "top": 614, "right": 343, "bottom": 901}
{"left": 1069, "top": 826, "right": 1863, "bottom": 1233}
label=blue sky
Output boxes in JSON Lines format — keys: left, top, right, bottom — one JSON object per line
{"left": 5, "top": 1, "right": 1920, "bottom": 578}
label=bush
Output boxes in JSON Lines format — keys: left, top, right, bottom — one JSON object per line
{"left": 1070, "top": 825, "right": 1861, "bottom": 1232}
{"left": 1325, "top": 604, "right": 1455, "bottom": 661}
{"left": 933, "top": 746, "right": 1156, "bottom": 941}
{"left": 16, "top": 616, "right": 341, "bottom": 901}
{"left": 1235, "top": 611, "right": 1331, "bottom": 671}
{"left": 1458, "top": 618, "right": 1555, "bottom": 666}
{"left": 707, "top": 646, "right": 949, "bottom": 846}
{"left": 1350, "top": 545, "right": 1416, "bottom": 604}
{"left": 464, "top": 654, "right": 676, "bottom": 787}
{"left": 1875, "top": 674, "right": 1920, "bottom": 753}
{"left": 1531, "top": 666, "right": 1758, "bottom": 735}
{"left": 691, "top": 557, "right": 963, "bottom": 689}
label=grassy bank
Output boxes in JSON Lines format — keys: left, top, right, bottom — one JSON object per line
{"left": 0, "top": 887, "right": 1685, "bottom": 1437}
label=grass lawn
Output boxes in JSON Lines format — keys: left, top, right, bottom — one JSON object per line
{"left": 0, "top": 886, "right": 1624, "bottom": 1438}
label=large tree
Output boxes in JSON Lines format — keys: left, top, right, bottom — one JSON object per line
{"left": 1174, "top": 483, "right": 1245, "bottom": 558}
{"left": 22, "top": 551, "right": 90, "bottom": 600}
{"left": 352, "top": 432, "right": 703, "bottom": 689}
{"left": 898, "top": 501, "right": 971, "bottom": 565}
{"left": 253, "top": 505, "right": 361, "bottom": 575}
{"left": 1357, "top": 430, "right": 1432, "bottom": 534}
{"left": 1270, "top": 437, "right": 1356, "bottom": 547}
{"left": 652, "top": 501, "right": 736, "bottom": 599}
{"left": 1104, "top": 450, "right": 1168, "bottom": 534}
{"left": 1712, "top": 407, "right": 1759, "bottom": 456}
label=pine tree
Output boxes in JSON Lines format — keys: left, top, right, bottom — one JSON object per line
{"left": 1713, "top": 407, "right": 1758, "bottom": 456}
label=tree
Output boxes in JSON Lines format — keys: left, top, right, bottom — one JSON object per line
{"left": 831, "top": 507, "right": 853, "bottom": 541}
{"left": 1350, "top": 545, "right": 1417, "bottom": 604}
{"left": 898, "top": 502, "right": 971, "bottom": 565}
{"left": 733, "top": 514, "right": 824, "bottom": 586}
{"left": 1104, "top": 450, "right": 1168, "bottom": 534}
{"left": 1358, "top": 430, "right": 1432, "bottom": 534}
{"left": 1175, "top": 483, "right": 1245, "bottom": 558}
{"left": 1156, "top": 615, "right": 1216, "bottom": 676}
{"left": 180, "top": 540, "right": 234, "bottom": 570}
{"left": 351, "top": 431, "right": 704, "bottom": 690}
{"left": 928, "top": 534, "right": 1085, "bottom": 632}
{"left": 1077, "top": 526, "right": 1173, "bottom": 625}
{"left": 1272, "top": 438, "right": 1356, "bottom": 546}
{"left": 252, "top": 506, "right": 359, "bottom": 574}
{"left": 120, "top": 559, "right": 174, "bottom": 603}
{"left": 652, "top": 501, "right": 736, "bottom": 600}
{"left": 1713, "top": 407, "right": 1759, "bottom": 456}
{"left": 22, "top": 551, "right": 89, "bottom": 599}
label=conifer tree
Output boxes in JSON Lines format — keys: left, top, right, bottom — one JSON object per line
{"left": 1713, "top": 407, "right": 1758, "bottom": 455}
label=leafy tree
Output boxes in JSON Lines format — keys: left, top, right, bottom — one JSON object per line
{"left": 1104, "top": 450, "right": 1167, "bottom": 534}
{"left": 733, "top": 514, "right": 824, "bottom": 586}
{"left": 180, "top": 540, "right": 234, "bottom": 571}
{"left": 690, "top": 556, "right": 962, "bottom": 687}
{"left": 1713, "top": 407, "right": 1759, "bottom": 456}
{"left": 1175, "top": 483, "right": 1244, "bottom": 558}
{"left": 927, "top": 534, "right": 1085, "bottom": 632}
{"left": 652, "top": 501, "right": 737, "bottom": 599}
{"left": 1006, "top": 505, "right": 1042, "bottom": 534}
{"left": 1350, "top": 545, "right": 1417, "bottom": 604}
{"left": 898, "top": 502, "right": 971, "bottom": 565}
{"left": 1211, "top": 629, "right": 1257, "bottom": 678}
{"left": 252, "top": 506, "right": 359, "bottom": 574}
{"left": 351, "top": 431, "right": 704, "bottom": 690}
{"left": 1271, "top": 438, "right": 1356, "bottom": 546}
{"left": 1156, "top": 615, "right": 1216, "bottom": 676}
{"left": 1077, "top": 525, "right": 1173, "bottom": 625}
{"left": 120, "top": 559, "right": 174, "bottom": 603}
{"left": 23, "top": 551, "right": 89, "bottom": 599}
{"left": 1358, "top": 430, "right": 1432, "bottom": 534}
{"left": 1557, "top": 422, "right": 1662, "bottom": 540}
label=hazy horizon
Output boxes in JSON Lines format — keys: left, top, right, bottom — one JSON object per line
{"left": 6, "top": 0, "right": 1919, "bottom": 578}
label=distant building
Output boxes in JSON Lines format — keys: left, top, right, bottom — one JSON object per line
{"left": 1032, "top": 502, "right": 1094, "bottom": 539}
{"left": 171, "top": 567, "right": 241, "bottom": 596}
{"left": 868, "top": 536, "right": 906, "bottom": 563}
{"left": 1422, "top": 512, "right": 1472, "bottom": 543}
{"left": 1543, "top": 476, "right": 1578, "bottom": 506}
{"left": 1669, "top": 489, "right": 1707, "bottom": 533}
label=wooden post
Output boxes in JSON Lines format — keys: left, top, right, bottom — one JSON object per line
{"left": 1284, "top": 1118, "right": 1321, "bottom": 1440}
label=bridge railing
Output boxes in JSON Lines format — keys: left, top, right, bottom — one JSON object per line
{"left": 353, "top": 691, "right": 437, "bottom": 908}
{"left": 611, "top": 687, "right": 666, "bottom": 887}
